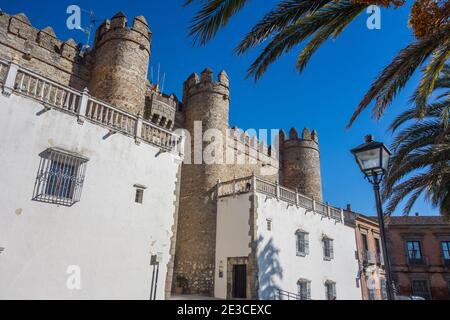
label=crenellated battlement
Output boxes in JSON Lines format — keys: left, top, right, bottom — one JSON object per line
{"left": 280, "top": 127, "right": 319, "bottom": 152}
{"left": 93, "top": 12, "right": 151, "bottom": 54}
{"left": 227, "top": 127, "right": 278, "bottom": 160}
{"left": 183, "top": 68, "right": 229, "bottom": 103}
{"left": 0, "top": 12, "right": 90, "bottom": 90}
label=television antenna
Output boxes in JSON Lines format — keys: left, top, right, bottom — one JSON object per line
{"left": 76, "top": 9, "right": 98, "bottom": 52}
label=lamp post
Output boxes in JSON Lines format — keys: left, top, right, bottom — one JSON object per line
{"left": 351, "top": 135, "right": 395, "bottom": 300}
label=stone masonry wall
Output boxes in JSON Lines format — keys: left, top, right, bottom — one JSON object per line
{"left": 88, "top": 12, "right": 151, "bottom": 115}
{"left": 0, "top": 12, "right": 90, "bottom": 90}
{"left": 280, "top": 127, "right": 323, "bottom": 202}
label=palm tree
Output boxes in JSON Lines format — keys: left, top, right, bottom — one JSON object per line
{"left": 185, "top": 0, "right": 450, "bottom": 127}
{"left": 382, "top": 64, "right": 450, "bottom": 218}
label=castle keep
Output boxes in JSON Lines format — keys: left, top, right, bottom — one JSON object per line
{"left": 0, "top": 10, "right": 364, "bottom": 300}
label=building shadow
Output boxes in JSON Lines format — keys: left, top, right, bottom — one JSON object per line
{"left": 256, "top": 235, "right": 283, "bottom": 300}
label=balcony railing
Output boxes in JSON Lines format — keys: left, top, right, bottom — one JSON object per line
{"left": 0, "top": 59, "right": 183, "bottom": 155}
{"left": 217, "top": 175, "right": 344, "bottom": 223}
{"left": 277, "top": 289, "right": 302, "bottom": 300}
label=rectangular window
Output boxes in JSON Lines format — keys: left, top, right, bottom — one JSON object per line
{"left": 407, "top": 241, "right": 424, "bottom": 264}
{"left": 411, "top": 280, "right": 431, "bottom": 300}
{"left": 361, "top": 233, "right": 369, "bottom": 251}
{"left": 325, "top": 281, "right": 336, "bottom": 300}
{"left": 296, "top": 230, "right": 309, "bottom": 257}
{"left": 33, "top": 148, "right": 88, "bottom": 206}
{"left": 440, "top": 241, "right": 450, "bottom": 263}
{"left": 135, "top": 189, "right": 144, "bottom": 204}
{"left": 323, "top": 237, "right": 334, "bottom": 260}
{"left": 297, "top": 280, "right": 311, "bottom": 300}
{"left": 375, "top": 238, "right": 383, "bottom": 264}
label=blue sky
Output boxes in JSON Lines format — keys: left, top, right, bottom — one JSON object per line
{"left": 2, "top": 1, "right": 439, "bottom": 216}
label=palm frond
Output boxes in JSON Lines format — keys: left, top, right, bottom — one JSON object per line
{"left": 236, "top": 0, "right": 331, "bottom": 55}
{"left": 246, "top": 1, "right": 364, "bottom": 80}
{"left": 414, "top": 41, "right": 450, "bottom": 116}
{"left": 347, "top": 26, "right": 450, "bottom": 128}
{"left": 188, "top": 0, "right": 250, "bottom": 45}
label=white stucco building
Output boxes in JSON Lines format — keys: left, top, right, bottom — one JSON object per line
{"left": 0, "top": 59, "right": 183, "bottom": 299}
{"left": 214, "top": 175, "right": 362, "bottom": 300}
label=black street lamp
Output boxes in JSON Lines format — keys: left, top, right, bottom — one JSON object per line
{"left": 351, "top": 134, "right": 395, "bottom": 300}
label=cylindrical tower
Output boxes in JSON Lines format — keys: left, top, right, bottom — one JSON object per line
{"left": 174, "top": 68, "right": 230, "bottom": 296}
{"left": 281, "top": 127, "right": 323, "bottom": 202}
{"left": 88, "top": 12, "right": 151, "bottom": 115}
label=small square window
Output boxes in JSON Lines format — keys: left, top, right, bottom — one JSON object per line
{"left": 135, "top": 189, "right": 144, "bottom": 204}
{"left": 266, "top": 219, "right": 272, "bottom": 231}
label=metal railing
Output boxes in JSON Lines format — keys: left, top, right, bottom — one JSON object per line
{"left": 217, "top": 175, "right": 343, "bottom": 223}
{"left": 277, "top": 289, "right": 301, "bottom": 300}
{"left": 0, "top": 59, "right": 183, "bottom": 154}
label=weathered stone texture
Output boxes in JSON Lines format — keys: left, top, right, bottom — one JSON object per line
{"left": 88, "top": 13, "right": 151, "bottom": 115}
{"left": 174, "top": 69, "right": 280, "bottom": 296}
{"left": 0, "top": 12, "right": 90, "bottom": 90}
{"left": 281, "top": 128, "right": 323, "bottom": 202}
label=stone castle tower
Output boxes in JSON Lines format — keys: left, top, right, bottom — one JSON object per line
{"left": 89, "top": 12, "right": 151, "bottom": 115}
{"left": 0, "top": 9, "right": 323, "bottom": 297}
{"left": 173, "top": 69, "right": 323, "bottom": 295}
{"left": 280, "top": 128, "right": 323, "bottom": 202}
{"left": 174, "top": 69, "right": 232, "bottom": 295}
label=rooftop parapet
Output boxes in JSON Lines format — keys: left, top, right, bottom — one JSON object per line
{"left": 183, "top": 68, "right": 229, "bottom": 101}
{"left": 0, "top": 12, "right": 89, "bottom": 90}
{"left": 92, "top": 11, "right": 151, "bottom": 54}
{"left": 281, "top": 127, "right": 319, "bottom": 151}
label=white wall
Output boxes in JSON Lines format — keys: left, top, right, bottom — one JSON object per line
{"left": 0, "top": 94, "right": 180, "bottom": 299}
{"left": 214, "top": 194, "right": 251, "bottom": 299}
{"left": 255, "top": 193, "right": 361, "bottom": 300}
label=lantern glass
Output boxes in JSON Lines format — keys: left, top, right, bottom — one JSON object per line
{"left": 351, "top": 136, "right": 391, "bottom": 178}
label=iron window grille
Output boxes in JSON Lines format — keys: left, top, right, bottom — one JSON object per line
{"left": 297, "top": 279, "right": 311, "bottom": 300}
{"left": 411, "top": 279, "right": 431, "bottom": 300}
{"left": 325, "top": 280, "right": 337, "bottom": 300}
{"left": 296, "top": 229, "right": 309, "bottom": 257}
{"left": 33, "top": 148, "right": 88, "bottom": 206}
{"left": 323, "top": 236, "right": 334, "bottom": 260}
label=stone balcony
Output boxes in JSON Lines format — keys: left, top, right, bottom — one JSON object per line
{"left": 216, "top": 174, "right": 344, "bottom": 224}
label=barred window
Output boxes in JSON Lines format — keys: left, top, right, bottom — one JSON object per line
{"left": 411, "top": 279, "right": 431, "bottom": 300}
{"left": 297, "top": 279, "right": 311, "bottom": 300}
{"left": 33, "top": 148, "right": 88, "bottom": 206}
{"left": 323, "top": 236, "right": 334, "bottom": 260}
{"left": 325, "top": 280, "right": 336, "bottom": 300}
{"left": 296, "top": 229, "right": 309, "bottom": 257}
